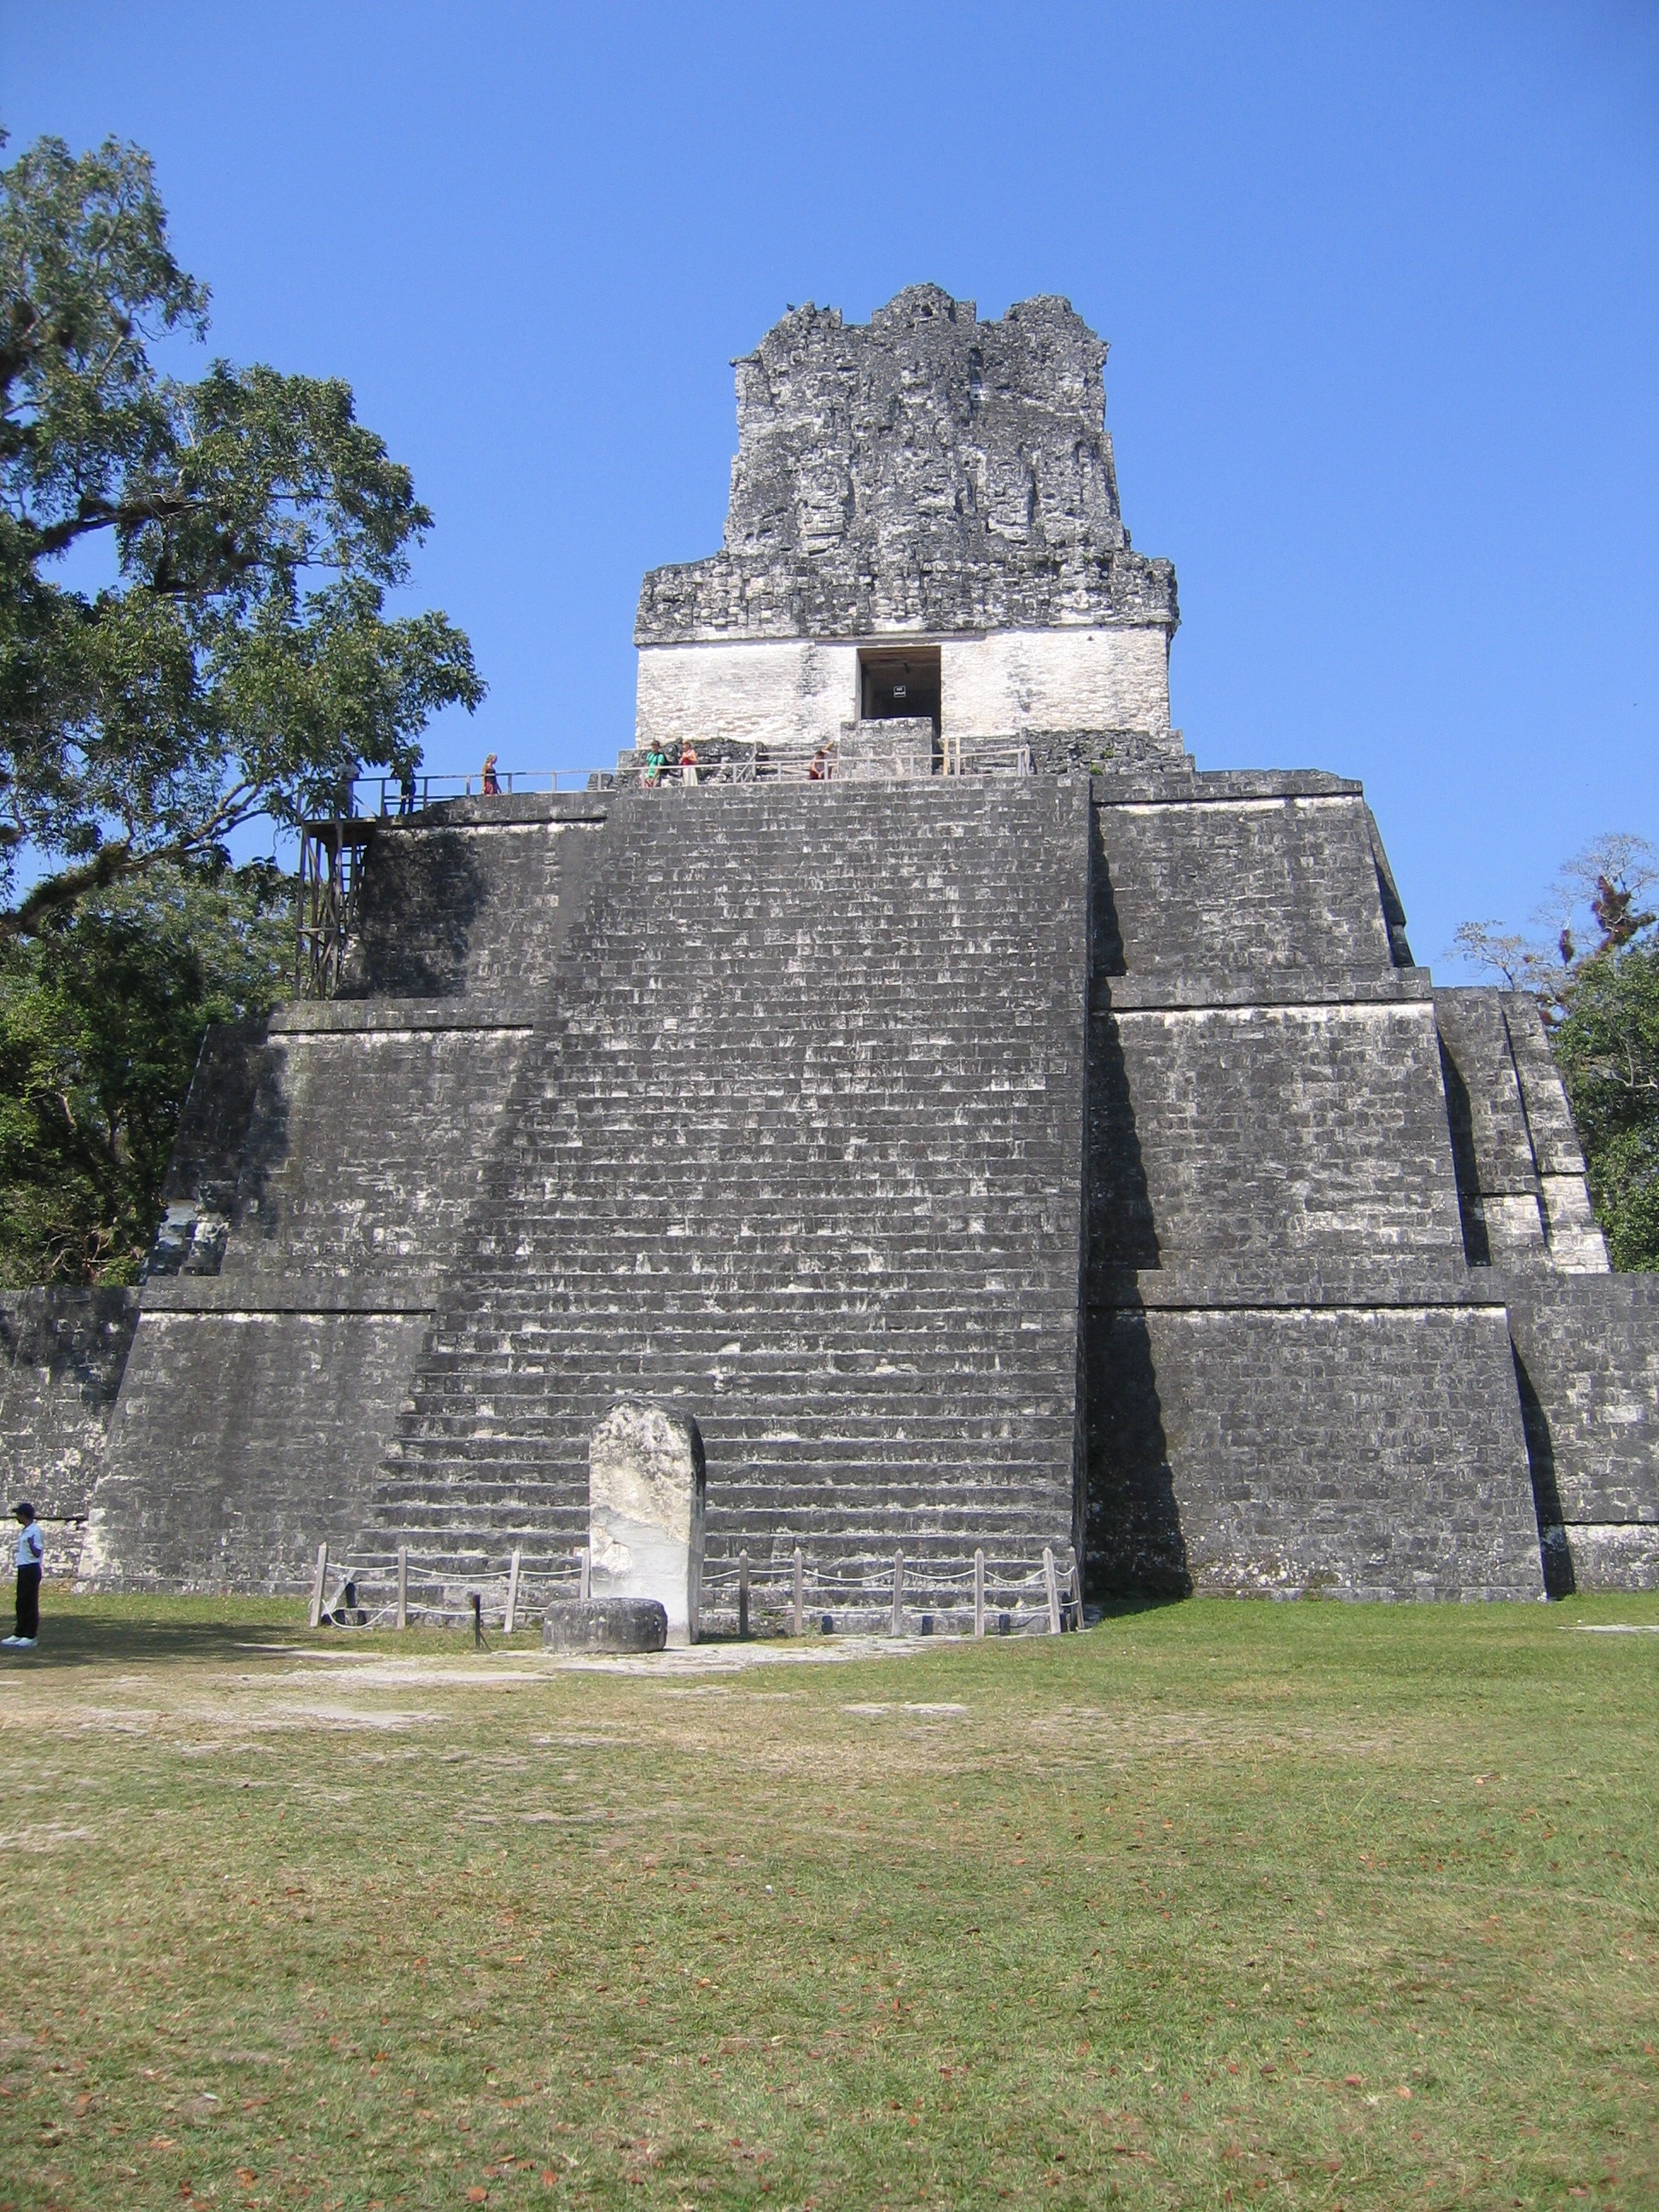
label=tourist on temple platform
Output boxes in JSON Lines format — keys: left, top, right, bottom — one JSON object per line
{"left": 679, "top": 743, "right": 700, "bottom": 788}
{"left": 3, "top": 1504, "right": 43, "bottom": 1650}
{"left": 480, "top": 752, "right": 500, "bottom": 795}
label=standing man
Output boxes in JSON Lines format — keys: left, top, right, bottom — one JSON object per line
{"left": 3, "top": 1504, "right": 42, "bottom": 1650}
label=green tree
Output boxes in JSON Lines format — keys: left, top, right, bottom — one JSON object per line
{"left": 1550, "top": 942, "right": 1659, "bottom": 1271}
{"left": 0, "top": 861, "right": 291, "bottom": 1284}
{"left": 0, "top": 131, "right": 482, "bottom": 938}
{"left": 1455, "top": 834, "right": 1658, "bottom": 1271}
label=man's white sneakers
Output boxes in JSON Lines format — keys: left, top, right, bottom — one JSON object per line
{"left": 1, "top": 1635, "right": 35, "bottom": 1649}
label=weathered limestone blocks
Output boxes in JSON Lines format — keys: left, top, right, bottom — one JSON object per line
{"left": 588, "top": 1400, "right": 706, "bottom": 1644}
{"left": 83, "top": 1307, "right": 433, "bottom": 1591}
{"left": 632, "top": 287, "right": 1179, "bottom": 758}
{"left": 0, "top": 1289, "right": 139, "bottom": 1575}
{"left": 836, "top": 719, "right": 934, "bottom": 780}
{"left": 542, "top": 1598, "right": 668, "bottom": 1654}
{"left": 1086, "top": 1301, "right": 1545, "bottom": 1601}
{"left": 635, "top": 288, "right": 1178, "bottom": 648}
{"left": 1435, "top": 987, "right": 1610, "bottom": 1273}
{"left": 1507, "top": 1275, "right": 1659, "bottom": 1592}
{"left": 77, "top": 282, "right": 1657, "bottom": 1614}
{"left": 939, "top": 629, "right": 1175, "bottom": 753}
{"left": 1093, "top": 789, "right": 1394, "bottom": 978}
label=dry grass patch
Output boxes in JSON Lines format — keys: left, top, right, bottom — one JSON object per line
{"left": 0, "top": 1592, "right": 1653, "bottom": 2209}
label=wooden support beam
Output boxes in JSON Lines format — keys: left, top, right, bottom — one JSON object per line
{"left": 308, "top": 1542, "right": 329, "bottom": 1631}
{"left": 1043, "top": 1545, "right": 1062, "bottom": 1634}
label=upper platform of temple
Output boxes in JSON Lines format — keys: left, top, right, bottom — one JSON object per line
{"left": 636, "top": 285, "right": 1178, "bottom": 644}
{"left": 632, "top": 288, "right": 1183, "bottom": 762}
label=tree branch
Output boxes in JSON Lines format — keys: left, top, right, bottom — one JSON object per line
{"left": 0, "top": 787, "right": 263, "bottom": 941}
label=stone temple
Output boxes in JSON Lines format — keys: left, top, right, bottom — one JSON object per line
{"left": 11, "top": 284, "right": 1656, "bottom": 1609}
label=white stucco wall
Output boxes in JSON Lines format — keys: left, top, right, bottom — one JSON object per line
{"left": 635, "top": 641, "right": 860, "bottom": 754}
{"left": 635, "top": 626, "right": 1172, "bottom": 754}
{"left": 940, "top": 628, "right": 1171, "bottom": 742}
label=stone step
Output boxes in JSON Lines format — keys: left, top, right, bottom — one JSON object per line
{"left": 356, "top": 781, "right": 1091, "bottom": 1570}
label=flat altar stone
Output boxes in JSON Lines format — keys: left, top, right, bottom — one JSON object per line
{"left": 588, "top": 1399, "right": 706, "bottom": 1644}
{"left": 542, "top": 1598, "right": 667, "bottom": 1654}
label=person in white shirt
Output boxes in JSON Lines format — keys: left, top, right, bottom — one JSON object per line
{"left": 3, "top": 1503, "right": 43, "bottom": 1649}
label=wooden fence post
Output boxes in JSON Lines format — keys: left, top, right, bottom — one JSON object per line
{"left": 504, "top": 1546, "right": 522, "bottom": 1637}
{"left": 890, "top": 1551, "right": 905, "bottom": 1637}
{"left": 738, "top": 1551, "right": 750, "bottom": 1640}
{"left": 578, "top": 1545, "right": 591, "bottom": 1602}
{"left": 792, "top": 1546, "right": 804, "bottom": 1637}
{"left": 1043, "top": 1546, "right": 1062, "bottom": 1634}
{"left": 1070, "top": 1556, "right": 1084, "bottom": 1631}
{"left": 308, "top": 1542, "right": 329, "bottom": 1630}
{"left": 974, "top": 1548, "right": 986, "bottom": 1639}
{"left": 395, "top": 1545, "right": 408, "bottom": 1632}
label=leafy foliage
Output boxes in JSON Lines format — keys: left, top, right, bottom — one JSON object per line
{"left": 0, "top": 131, "right": 483, "bottom": 938}
{"left": 1551, "top": 942, "right": 1659, "bottom": 1270}
{"left": 1454, "top": 833, "right": 1658, "bottom": 1270}
{"left": 0, "top": 863, "right": 290, "bottom": 1284}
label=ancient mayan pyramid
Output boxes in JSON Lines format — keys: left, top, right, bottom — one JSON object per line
{"left": 79, "top": 285, "right": 1659, "bottom": 1610}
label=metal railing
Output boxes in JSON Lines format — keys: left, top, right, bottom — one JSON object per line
{"left": 366, "top": 769, "right": 597, "bottom": 813}
{"left": 619, "top": 739, "right": 1036, "bottom": 790}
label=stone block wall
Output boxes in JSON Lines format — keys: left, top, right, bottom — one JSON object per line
{"left": 634, "top": 641, "right": 860, "bottom": 757}
{"left": 86, "top": 1307, "right": 431, "bottom": 1592}
{"left": 1082, "top": 766, "right": 1548, "bottom": 1602}
{"left": 1092, "top": 785, "right": 1396, "bottom": 979}
{"left": 83, "top": 794, "right": 608, "bottom": 1590}
{"left": 345, "top": 800, "right": 609, "bottom": 1000}
{"left": 354, "top": 777, "right": 1093, "bottom": 1607}
{"left": 1507, "top": 1276, "right": 1659, "bottom": 1591}
{"left": 209, "top": 1017, "right": 532, "bottom": 1283}
{"left": 0, "top": 1289, "right": 138, "bottom": 1573}
{"left": 84, "top": 1009, "right": 536, "bottom": 1590}
{"left": 1435, "top": 987, "right": 1609, "bottom": 1272}
{"left": 1087, "top": 1000, "right": 1468, "bottom": 1278}
{"left": 83, "top": 760, "right": 1653, "bottom": 1604}
{"left": 1088, "top": 1299, "right": 1541, "bottom": 1599}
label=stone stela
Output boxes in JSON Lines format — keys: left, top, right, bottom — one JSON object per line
{"left": 36, "top": 283, "right": 1654, "bottom": 1617}
{"left": 587, "top": 1400, "right": 706, "bottom": 1645}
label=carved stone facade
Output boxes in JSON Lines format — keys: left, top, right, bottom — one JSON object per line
{"left": 634, "top": 287, "right": 1181, "bottom": 764}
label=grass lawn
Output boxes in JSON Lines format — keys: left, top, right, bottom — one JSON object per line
{"left": 0, "top": 1592, "right": 1654, "bottom": 2211}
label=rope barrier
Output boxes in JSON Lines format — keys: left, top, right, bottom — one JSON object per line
{"left": 309, "top": 1543, "right": 1081, "bottom": 1637}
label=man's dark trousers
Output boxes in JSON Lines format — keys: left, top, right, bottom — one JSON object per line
{"left": 15, "top": 1564, "right": 39, "bottom": 1639}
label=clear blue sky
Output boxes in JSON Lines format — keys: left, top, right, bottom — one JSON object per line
{"left": 3, "top": 1, "right": 1655, "bottom": 970}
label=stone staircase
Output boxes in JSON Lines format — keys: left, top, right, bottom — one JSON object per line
{"left": 352, "top": 777, "right": 1092, "bottom": 1604}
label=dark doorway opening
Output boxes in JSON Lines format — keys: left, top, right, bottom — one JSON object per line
{"left": 859, "top": 645, "right": 941, "bottom": 729}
